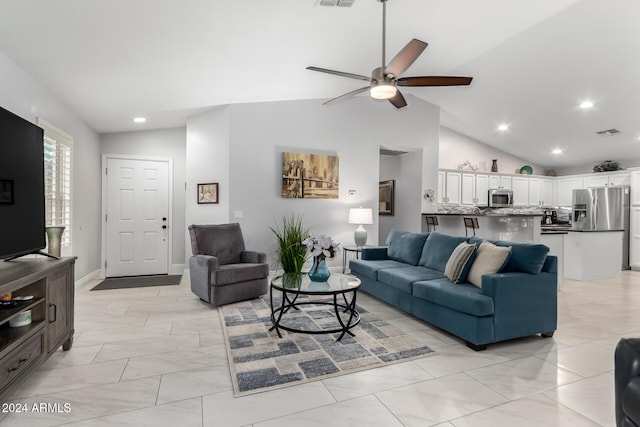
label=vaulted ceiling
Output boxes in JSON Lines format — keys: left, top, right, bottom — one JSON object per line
{"left": 0, "top": 0, "right": 638, "bottom": 168}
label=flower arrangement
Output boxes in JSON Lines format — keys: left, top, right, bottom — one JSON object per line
{"left": 302, "top": 234, "right": 340, "bottom": 261}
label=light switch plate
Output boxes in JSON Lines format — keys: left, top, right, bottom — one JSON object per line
{"left": 233, "top": 210, "right": 243, "bottom": 219}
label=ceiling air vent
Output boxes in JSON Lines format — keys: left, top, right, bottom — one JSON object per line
{"left": 380, "top": 148, "right": 408, "bottom": 156}
{"left": 318, "top": 0, "right": 355, "bottom": 7}
{"left": 596, "top": 128, "right": 621, "bottom": 136}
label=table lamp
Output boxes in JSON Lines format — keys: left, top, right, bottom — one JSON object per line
{"left": 348, "top": 207, "right": 373, "bottom": 247}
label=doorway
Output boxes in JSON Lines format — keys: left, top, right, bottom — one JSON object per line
{"left": 103, "top": 156, "right": 171, "bottom": 277}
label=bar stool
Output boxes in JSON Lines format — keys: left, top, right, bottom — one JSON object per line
{"left": 463, "top": 217, "right": 479, "bottom": 236}
{"left": 425, "top": 215, "right": 438, "bottom": 232}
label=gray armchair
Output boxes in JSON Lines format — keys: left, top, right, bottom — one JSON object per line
{"left": 188, "top": 223, "right": 269, "bottom": 306}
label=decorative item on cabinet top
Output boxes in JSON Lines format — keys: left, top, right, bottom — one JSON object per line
{"left": 457, "top": 160, "right": 478, "bottom": 171}
{"left": 519, "top": 165, "right": 533, "bottom": 175}
{"left": 593, "top": 160, "right": 623, "bottom": 173}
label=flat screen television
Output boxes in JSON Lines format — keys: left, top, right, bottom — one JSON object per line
{"left": 0, "top": 106, "right": 46, "bottom": 260}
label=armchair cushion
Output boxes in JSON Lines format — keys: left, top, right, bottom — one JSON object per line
{"left": 213, "top": 263, "right": 269, "bottom": 286}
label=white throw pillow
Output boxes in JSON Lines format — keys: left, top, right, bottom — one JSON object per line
{"left": 467, "top": 240, "right": 512, "bottom": 288}
{"left": 444, "top": 242, "right": 476, "bottom": 284}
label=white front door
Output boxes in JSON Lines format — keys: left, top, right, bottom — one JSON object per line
{"left": 105, "top": 158, "right": 169, "bottom": 277}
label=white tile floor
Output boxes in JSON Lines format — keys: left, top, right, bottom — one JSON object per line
{"left": 3, "top": 271, "right": 639, "bottom": 426}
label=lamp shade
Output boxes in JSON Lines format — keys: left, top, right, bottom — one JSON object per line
{"left": 348, "top": 208, "right": 373, "bottom": 225}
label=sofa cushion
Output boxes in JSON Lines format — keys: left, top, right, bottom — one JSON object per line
{"left": 469, "top": 237, "right": 549, "bottom": 274}
{"left": 377, "top": 266, "right": 445, "bottom": 294}
{"left": 386, "top": 229, "right": 429, "bottom": 266}
{"left": 413, "top": 278, "right": 494, "bottom": 317}
{"left": 349, "top": 259, "right": 407, "bottom": 281}
{"left": 418, "top": 232, "right": 469, "bottom": 272}
{"left": 444, "top": 242, "right": 477, "bottom": 284}
{"left": 212, "top": 263, "right": 269, "bottom": 285}
{"left": 467, "top": 240, "right": 512, "bottom": 288}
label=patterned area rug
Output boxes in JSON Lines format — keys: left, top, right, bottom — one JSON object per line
{"left": 219, "top": 294, "right": 436, "bottom": 396}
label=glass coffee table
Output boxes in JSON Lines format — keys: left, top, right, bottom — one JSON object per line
{"left": 269, "top": 273, "right": 361, "bottom": 341}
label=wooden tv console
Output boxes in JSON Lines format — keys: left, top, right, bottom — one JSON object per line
{"left": 0, "top": 257, "right": 75, "bottom": 401}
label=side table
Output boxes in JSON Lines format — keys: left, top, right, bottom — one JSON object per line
{"left": 342, "top": 246, "right": 364, "bottom": 273}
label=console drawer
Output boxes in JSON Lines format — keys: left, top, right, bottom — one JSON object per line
{"left": 0, "top": 332, "right": 44, "bottom": 388}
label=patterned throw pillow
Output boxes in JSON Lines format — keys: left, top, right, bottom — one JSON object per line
{"left": 444, "top": 242, "right": 477, "bottom": 284}
{"left": 467, "top": 240, "right": 512, "bottom": 288}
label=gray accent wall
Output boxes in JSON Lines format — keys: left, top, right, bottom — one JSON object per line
{"left": 0, "top": 52, "right": 102, "bottom": 280}
{"left": 186, "top": 96, "right": 440, "bottom": 271}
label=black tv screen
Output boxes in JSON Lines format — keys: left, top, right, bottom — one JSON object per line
{"left": 0, "top": 106, "right": 45, "bottom": 260}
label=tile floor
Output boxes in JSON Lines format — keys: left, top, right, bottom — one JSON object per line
{"left": 3, "top": 271, "right": 639, "bottom": 426}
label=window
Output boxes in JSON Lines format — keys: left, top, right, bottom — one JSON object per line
{"left": 38, "top": 119, "right": 73, "bottom": 253}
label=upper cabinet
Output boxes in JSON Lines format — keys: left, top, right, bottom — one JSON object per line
{"left": 489, "top": 175, "right": 511, "bottom": 190}
{"left": 438, "top": 171, "right": 461, "bottom": 204}
{"left": 584, "top": 172, "right": 630, "bottom": 188}
{"left": 528, "top": 178, "right": 554, "bottom": 207}
{"left": 554, "top": 177, "right": 583, "bottom": 206}
{"left": 511, "top": 176, "right": 529, "bottom": 206}
{"left": 461, "top": 173, "right": 489, "bottom": 206}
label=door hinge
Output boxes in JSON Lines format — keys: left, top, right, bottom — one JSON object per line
{"left": 105, "top": 167, "right": 108, "bottom": 175}
{"left": 105, "top": 214, "right": 107, "bottom": 222}
{"left": 104, "top": 261, "right": 107, "bottom": 269}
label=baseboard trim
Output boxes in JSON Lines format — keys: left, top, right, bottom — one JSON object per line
{"left": 75, "top": 269, "right": 101, "bottom": 290}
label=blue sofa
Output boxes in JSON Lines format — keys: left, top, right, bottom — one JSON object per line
{"left": 349, "top": 230, "right": 557, "bottom": 350}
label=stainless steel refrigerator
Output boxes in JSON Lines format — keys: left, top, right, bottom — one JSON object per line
{"left": 572, "top": 186, "right": 630, "bottom": 269}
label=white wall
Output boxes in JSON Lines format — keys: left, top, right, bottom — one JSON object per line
{"left": 186, "top": 96, "right": 440, "bottom": 270}
{"left": 440, "top": 126, "right": 545, "bottom": 175}
{"left": 101, "top": 128, "right": 187, "bottom": 267}
{"left": 0, "top": 52, "right": 101, "bottom": 279}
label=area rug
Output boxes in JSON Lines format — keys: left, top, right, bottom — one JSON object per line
{"left": 90, "top": 274, "right": 182, "bottom": 291}
{"left": 220, "top": 294, "right": 436, "bottom": 396}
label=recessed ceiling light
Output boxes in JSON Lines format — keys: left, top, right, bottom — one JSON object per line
{"left": 579, "top": 101, "right": 594, "bottom": 109}
{"left": 133, "top": 117, "right": 146, "bottom": 123}
{"left": 497, "top": 124, "right": 509, "bottom": 132}
{"left": 552, "top": 149, "right": 563, "bottom": 155}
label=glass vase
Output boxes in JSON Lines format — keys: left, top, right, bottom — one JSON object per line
{"left": 308, "top": 257, "right": 330, "bottom": 282}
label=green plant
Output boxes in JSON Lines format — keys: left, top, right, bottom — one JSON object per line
{"left": 270, "top": 214, "right": 309, "bottom": 273}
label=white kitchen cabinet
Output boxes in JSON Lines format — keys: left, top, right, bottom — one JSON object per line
{"left": 555, "top": 177, "right": 583, "bottom": 206}
{"left": 489, "top": 175, "right": 512, "bottom": 190}
{"left": 475, "top": 174, "right": 490, "bottom": 206}
{"left": 631, "top": 206, "right": 640, "bottom": 269}
{"left": 511, "top": 176, "right": 529, "bottom": 206}
{"left": 438, "top": 171, "right": 461, "bottom": 204}
{"left": 540, "top": 179, "right": 554, "bottom": 206}
{"left": 529, "top": 178, "right": 554, "bottom": 206}
{"left": 461, "top": 173, "right": 490, "bottom": 205}
{"left": 632, "top": 171, "right": 640, "bottom": 205}
{"left": 584, "top": 172, "right": 630, "bottom": 188}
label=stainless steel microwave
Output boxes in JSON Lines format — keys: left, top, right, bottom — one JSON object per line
{"left": 488, "top": 189, "right": 514, "bottom": 207}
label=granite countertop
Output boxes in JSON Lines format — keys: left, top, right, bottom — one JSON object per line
{"left": 424, "top": 211, "right": 543, "bottom": 217}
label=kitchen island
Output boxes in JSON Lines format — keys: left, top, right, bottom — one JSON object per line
{"left": 422, "top": 209, "right": 543, "bottom": 243}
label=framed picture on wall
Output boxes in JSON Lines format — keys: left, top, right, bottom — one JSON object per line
{"left": 197, "top": 183, "right": 219, "bottom": 204}
{"left": 379, "top": 180, "right": 394, "bottom": 216}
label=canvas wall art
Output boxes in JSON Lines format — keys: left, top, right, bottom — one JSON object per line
{"left": 281, "top": 152, "right": 339, "bottom": 199}
{"left": 197, "top": 183, "right": 219, "bottom": 204}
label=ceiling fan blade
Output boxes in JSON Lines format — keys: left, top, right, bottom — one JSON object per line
{"left": 397, "top": 76, "right": 473, "bottom": 87}
{"left": 388, "top": 90, "right": 408, "bottom": 109}
{"left": 323, "top": 86, "right": 370, "bottom": 106}
{"left": 306, "top": 66, "right": 371, "bottom": 82}
{"left": 385, "top": 39, "right": 428, "bottom": 78}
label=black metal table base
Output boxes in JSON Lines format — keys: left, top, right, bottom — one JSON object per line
{"left": 269, "top": 287, "right": 360, "bottom": 342}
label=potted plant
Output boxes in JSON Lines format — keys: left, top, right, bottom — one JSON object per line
{"left": 270, "top": 214, "right": 309, "bottom": 273}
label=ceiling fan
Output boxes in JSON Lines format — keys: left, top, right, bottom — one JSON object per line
{"left": 307, "top": 0, "right": 473, "bottom": 109}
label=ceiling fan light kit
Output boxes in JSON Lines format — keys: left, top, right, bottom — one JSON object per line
{"left": 307, "top": 0, "right": 473, "bottom": 109}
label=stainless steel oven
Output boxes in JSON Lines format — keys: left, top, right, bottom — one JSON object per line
{"left": 488, "top": 189, "right": 514, "bottom": 208}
